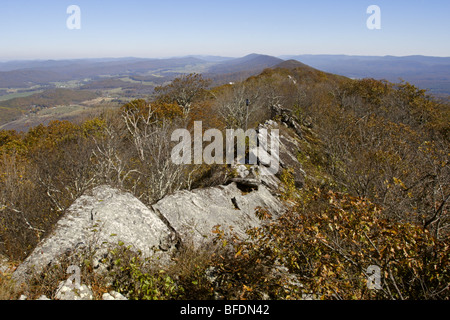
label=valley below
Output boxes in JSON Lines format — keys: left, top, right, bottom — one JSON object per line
{"left": 1, "top": 54, "right": 449, "bottom": 132}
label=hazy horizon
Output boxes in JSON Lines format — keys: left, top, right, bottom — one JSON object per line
{"left": 2, "top": 52, "right": 450, "bottom": 64}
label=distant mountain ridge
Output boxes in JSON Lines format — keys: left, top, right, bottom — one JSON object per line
{"left": 207, "top": 54, "right": 283, "bottom": 74}
{"left": 0, "top": 54, "right": 285, "bottom": 89}
{"left": 281, "top": 54, "right": 450, "bottom": 96}
{"left": 0, "top": 57, "right": 209, "bottom": 87}
{"left": 1, "top": 53, "right": 449, "bottom": 95}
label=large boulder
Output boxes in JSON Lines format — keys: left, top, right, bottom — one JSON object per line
{"left": 13, "top": 182, "right": 286, "bottom": 282}
{"left": 13, "top": 186, "right": 178, "bottom": 281}
{"left": 152, "top": 182, "right": 285, "bottom": 247}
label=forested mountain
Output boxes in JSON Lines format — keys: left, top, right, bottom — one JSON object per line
{"left": 1, "top": 59, "right": 448, "bottom": 300}
{"left": 282, "top": 54, "right": 450, "bottom": 96}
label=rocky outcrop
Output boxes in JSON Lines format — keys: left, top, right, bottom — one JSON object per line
{"left": 19, "top": 289, "right": 127, "bottom": 301}
{"left": 255, "top": 119, "right": 305, "bottom": 190}
{"left": 13, "top": 186, "right": 179, "bottom": 281}
{"left": 55, "top": 280, "right": 94, "bottom": 301}
{"left": 153, "top": 182, "right": 285, "bottom": 247}
{"left": 271, "top": 104, "right": 304, "bottom": 137}
{"left": 12, "top": 116, "right": 306, "bottom": 290}
{"left": 13, "top": 180, "right": 285, "bottom": 283}
{"left": 102, "top": 291, "right": 128, "bottom": 301}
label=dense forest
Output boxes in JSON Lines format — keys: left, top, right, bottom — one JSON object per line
{"left": 0, "top": 64, "right": 448, "bottom": 300}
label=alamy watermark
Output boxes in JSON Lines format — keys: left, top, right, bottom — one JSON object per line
{"left": 65, "top": 265, "right": 81, "bottom": 289}
{"left": 67, "top": 5, "right": 81, "bottom": 30}
{"left": 66, "top": 5, "right": 380, "bottom": 31}
{"left": 367, "top": 265, "right": 382, "bottom": 290}
{"left": 170, "top": 121, "right": 280, "bottom": 176}
{"left": 367, "top": 5, "right": 381, "bottom": 30}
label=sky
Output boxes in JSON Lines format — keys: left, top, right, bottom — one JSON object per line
{"left": 0, "top": 0, "right": 449, "bottom": 60}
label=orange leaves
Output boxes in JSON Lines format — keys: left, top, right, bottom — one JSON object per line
{"left": 151, "top": 101, "right": 184, "bottom": 121}
{"left": 23, "top": 120, "right": 87, "bottom": 153}
{"left": 0, "top": 130, "right": 25, "bottom": 156}
{"left": 154, "top": 73, "right": 211, "bottom": 115}
{"left": 221, "top": 185, "right": 450, "bottom": 299}
{"left": 393, "top": 177, "right": 407, "bottom": 190}
{"left": 340, "top": 78, "right": 392, "bottom": 107}
{"left": 121, "top": 99, "right": 186, "bottom": 125}
{"left": 81, "top": 118, "right": 106, "bottom": 137}
{"left": 188, "top": 99, "right": 224, "bottom": 131}
{"left": 121, "top": 99, "right": 148, "bottom": 115}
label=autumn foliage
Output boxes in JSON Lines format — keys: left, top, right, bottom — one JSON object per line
{"left": 211, "top": 183, "right": 448, "bottom": 299}
{"left": 0, "top": 70, "right": 449, "bottom": 300}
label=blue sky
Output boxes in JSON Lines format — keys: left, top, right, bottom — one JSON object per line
{"left": 0, "top": 0, "right": 449, "bottom": 60}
